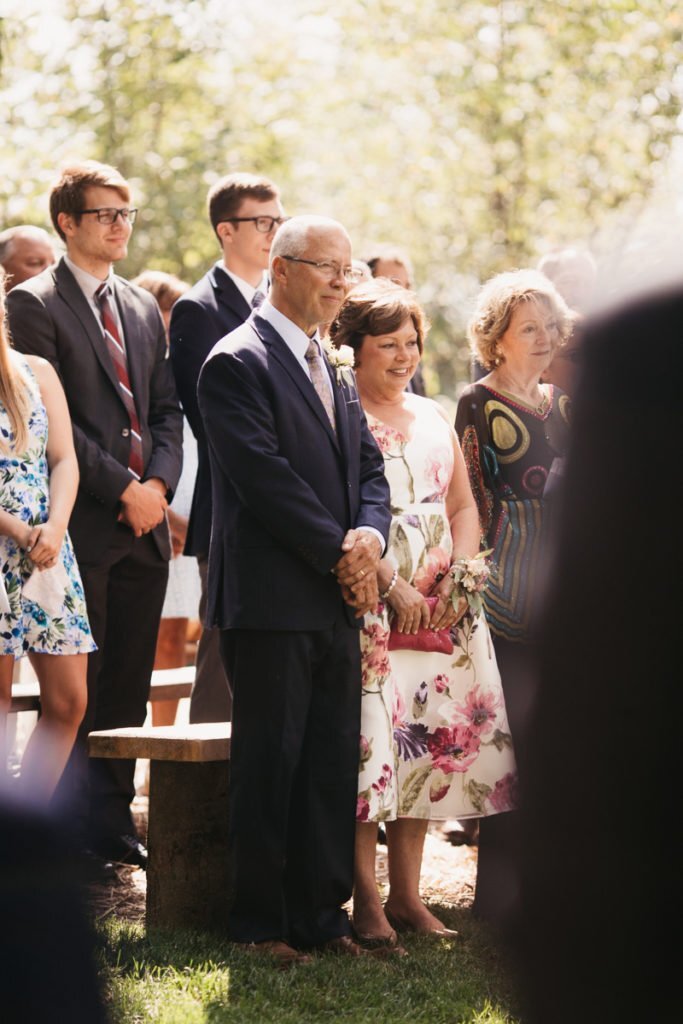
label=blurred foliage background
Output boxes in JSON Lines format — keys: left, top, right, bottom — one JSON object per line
{"left": 1, "top": 0, "right": 682, "bottom": 398}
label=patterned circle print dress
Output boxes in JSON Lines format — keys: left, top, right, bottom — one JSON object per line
{"left": 0, "top": 352, "right": 95, "bottom": 657}
{"left": 357, "top": 400, "right": 517, "bottom": 823}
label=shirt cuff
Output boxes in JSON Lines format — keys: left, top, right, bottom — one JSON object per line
{"left": 356, "top": 526, "right": 386, "bottom": 557}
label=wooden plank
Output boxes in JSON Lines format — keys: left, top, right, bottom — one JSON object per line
{"left": 88, "top": 722, "right": 231, "bottom": 762}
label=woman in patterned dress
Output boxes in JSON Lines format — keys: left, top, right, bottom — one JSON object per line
{"left": 330, "top": 280, "right": 516, "bottom": 949}
{"left": 0, "top": 268, "right": 94, "bottom": 801}
{"left": 455, "top": 269, "right": 572, "bottom": 922}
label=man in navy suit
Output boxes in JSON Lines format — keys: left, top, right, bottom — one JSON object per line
{"left": 198, "top": 216, "right": 391, "bottom": 964}
{"left": 7, "top": 161, "right": 183, "bottom": 868}
{"left": 170, "top": 173, "right": 285, "bottom": 723}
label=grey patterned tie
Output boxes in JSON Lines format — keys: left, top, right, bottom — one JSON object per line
{"left": 305, "top": 340, "right": 336, "bottom": 433}
{"left": 251, "top": 289, "right": 265, "bottom": 309}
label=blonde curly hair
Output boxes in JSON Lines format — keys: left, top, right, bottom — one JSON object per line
{"left": 468, "top": 269, "right": 574, "bottom": 371}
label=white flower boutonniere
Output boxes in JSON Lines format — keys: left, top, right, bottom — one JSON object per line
{"left": 324, "top": 343, "right": 356, "bottom": 387}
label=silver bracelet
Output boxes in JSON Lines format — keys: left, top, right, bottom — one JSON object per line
{"left": 380, "top": 567, "right": 399, "bottom": 601}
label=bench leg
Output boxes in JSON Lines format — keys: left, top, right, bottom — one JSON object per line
{"left": 146, "top": 760, "right": 230, "bottom": 931}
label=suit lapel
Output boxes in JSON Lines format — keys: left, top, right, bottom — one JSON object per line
{"left": 212, "top": 265, "right": 251, "bottom": 321}
{"left": 326, "top": 356, "right": 352, "bottom": 465}
{"left": 253, "top": 316, "right": 340, "bottom": 452}
{"left": 55, "top": 260, "right": 123, "bottom": 401}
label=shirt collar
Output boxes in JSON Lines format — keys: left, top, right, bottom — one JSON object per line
{"left": 258, "top": 299, "right": 320, "bottom": 362}
{"left": 220, "top": 263, "right": 268, "bottom": 307}
{"left": 64, "top": 254, "right": 114, "bottom": 302}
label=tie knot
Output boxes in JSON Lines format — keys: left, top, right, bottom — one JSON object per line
{"left": 251, "top": 289, "right": 265, "bottom": 309}
{"left": 95, "top": 282, "right": 110, "bottom": 304}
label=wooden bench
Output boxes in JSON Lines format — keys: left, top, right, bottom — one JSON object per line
{"left": 9, "top": 664, "right": 196, "bottom": 714}
{"left": 88, "top": 722, "right": 231, "bottom": 931}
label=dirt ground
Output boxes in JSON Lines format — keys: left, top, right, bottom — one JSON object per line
{"left": 87, "top": 798, "right": 478, "bottom": 925}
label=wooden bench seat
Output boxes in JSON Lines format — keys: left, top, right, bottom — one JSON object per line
{"left": 88, "top": 722, "right": 231, "bottom": 931}
{"left": 9, "top": 664, "right": 196, "bottom": 714}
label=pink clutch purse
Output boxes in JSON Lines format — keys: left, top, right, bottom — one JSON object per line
{"left": 387, "top": 596, "right": 454, "bottom": 655}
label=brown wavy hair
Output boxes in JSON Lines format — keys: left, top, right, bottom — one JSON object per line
{"left": 0, "top": 268, "right": 30, "bottom": 452}
{"left": 329, "top": 277, "right": 428, "bottom": 358}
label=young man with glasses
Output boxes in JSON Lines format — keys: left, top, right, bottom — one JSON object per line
{"left": 170, "top": 172, "right": 285, "bottom": 725}
{"left": 7, "top": 160, "right": 183, "bottom": 873}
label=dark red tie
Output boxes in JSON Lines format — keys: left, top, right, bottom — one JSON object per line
{"left": 95, "top": 283, "right": 144, "bottom": 480}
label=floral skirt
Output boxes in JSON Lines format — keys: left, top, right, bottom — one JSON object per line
{"left": 357, "top": 610, "right": 517, "bottom": 822}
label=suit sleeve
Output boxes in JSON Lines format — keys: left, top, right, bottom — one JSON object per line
{"left": 198, "top": 350, "right": 349, "bottom": 575}
{"left": 142, "top": 310, "right": 184, "bottom": 496}
{"left": 169, "top": 299, "right": 219, "bottom": 446}
{"left": 355, "top": 408, "right": 392, "bottom": 542}
{"left": 7, "top": 286, "right": 133, "bottom": 504}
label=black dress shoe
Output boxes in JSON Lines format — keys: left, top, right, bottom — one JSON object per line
{"left": 93, "top": 834, "right": 148, "bottom": 870}
{"left": 79, "top": 848, "right": 118, "bottom": 883}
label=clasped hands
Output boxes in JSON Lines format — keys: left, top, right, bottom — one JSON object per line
{"left": 381, "top": 571, "right": 468, "bottom": 634}
{"left": 333, "top": 529, "right": 382, "bottom": 616}
{"left": 118, "top": 477, "right": 168, "bottom": 537}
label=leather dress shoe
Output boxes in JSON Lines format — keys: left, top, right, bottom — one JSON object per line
{"left": 244, "top": 940, "right": 312, "bottom": 969}
{"left": 79, "top": 848, "right": 117, "bottom": 884}
{"left": 93, "top": 833, "right": 148, "bottom": 870}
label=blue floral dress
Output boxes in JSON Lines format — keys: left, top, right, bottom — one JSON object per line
{"left": 0, "top": 351, "right": 95, "bottom": 657}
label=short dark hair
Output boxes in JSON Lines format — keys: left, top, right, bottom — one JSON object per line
{"left": 329, "top": 278, "right": 428, "bottom": 356}
{"left": 49, "top": 161, "right": 130, "bottom": 241}
{"left": 207, "top": 173, "right": 280, "bottom": 239}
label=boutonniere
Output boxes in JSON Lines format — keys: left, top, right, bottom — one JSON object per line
{"left": 323, "top": 342, "right": 356, "bottom": 387}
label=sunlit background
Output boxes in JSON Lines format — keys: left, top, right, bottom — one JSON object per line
{"left": 1, "top": 0, "right": 682, "bottom": 398}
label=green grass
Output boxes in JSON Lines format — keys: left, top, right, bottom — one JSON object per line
{"left": 97, "top": 904, "right": 521, "bottom": 1024}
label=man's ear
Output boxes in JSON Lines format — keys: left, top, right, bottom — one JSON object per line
{"left": 217, "top": 221, "right": 234, "bottom": 248}
{"left": 57, "top": 211, "right": 75, "bottom": 239}
{"left": 270, "top": 255, "right": 288, "bottom": 286}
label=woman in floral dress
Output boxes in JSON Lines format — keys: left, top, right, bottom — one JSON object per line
{"left": 330, "top": 280, "right": 516, "bottom": 949}
{"left": 0, "top": 268, "right": 94, "bottom": 801}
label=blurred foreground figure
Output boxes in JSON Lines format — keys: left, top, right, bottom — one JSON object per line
{"left": 0, "top": 795, "right": 106, "bottom": 1023}
{"left": 515, "top": 286, "right": 682, "bottom": 1023}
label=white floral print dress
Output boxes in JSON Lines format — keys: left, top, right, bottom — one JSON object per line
{"left": 0, "top": 351, "right": 95, "bottom": 657}
{"left": 357, "top": 398, "right": 517, "bottom": 822}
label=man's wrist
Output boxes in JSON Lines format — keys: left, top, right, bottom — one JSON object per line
{"left": 357, "top": 526, "right": 385, "bottom": 557}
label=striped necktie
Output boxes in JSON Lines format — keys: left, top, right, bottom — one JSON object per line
{"left": 95, "top": 282, "right": 144, "bottom": 480}
{"left": 305, "top": 340, "right": 336, "bottom": 433}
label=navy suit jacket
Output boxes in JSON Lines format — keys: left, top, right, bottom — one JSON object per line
{"left": 7, "top": 258, "right": 183, "bottom": 563}
{"left": 170, "top": 263, "right": 251, "bottom": 556}
{"left": 197, "top": 311, "right": 391, "bottom": 631}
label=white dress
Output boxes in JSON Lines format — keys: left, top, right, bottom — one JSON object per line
{"left": 357, "top": 399, "right": 517, "bottom": 822}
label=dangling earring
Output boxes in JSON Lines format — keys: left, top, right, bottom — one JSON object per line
{"left": 493, "top": 350, "right": 502, "bottom": 367}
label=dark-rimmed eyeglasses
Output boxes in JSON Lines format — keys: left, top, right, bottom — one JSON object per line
{"left": 79, "top": 207, "right": 138, "bottom": 225}
{"left": 281, "top": 255, "right": 363, "bottom": 284}
{"left": 224, "top": 216, "right": 289, "bottom": 233}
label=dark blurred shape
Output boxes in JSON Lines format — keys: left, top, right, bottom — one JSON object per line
{"left": 514, "top": 285, "right": 683, "bottom": 1023}
{"left": 0, "top": 795, "right": 106, "bottom": 1023}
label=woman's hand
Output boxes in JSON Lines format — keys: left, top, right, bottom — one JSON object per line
{"left": 428, "top": 576, "right": 468, "bottom": 630}
{"left": 27, "top": 519, "right": 65, "bottom": 570}
{"left": 386, "top": 577, "right": 430, "bottom": 634}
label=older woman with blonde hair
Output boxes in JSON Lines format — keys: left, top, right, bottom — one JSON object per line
{"left": 330, "top": 279, "right": 516, "bottom": 949}
{"left": 0, "top": 267, "right": 94, "bottom": 802}
{"left": 455, "top": 269, "right": 572, "bottom": 922}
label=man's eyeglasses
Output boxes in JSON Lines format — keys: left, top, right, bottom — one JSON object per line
{"left": 79, "top": 208, "right": 138, "bottom": 225}
{"left": 281, "top": 255, "right": 363, "bottom": 284}
{"left": 224, "top": 216, "right": 289, "bottom": 233}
